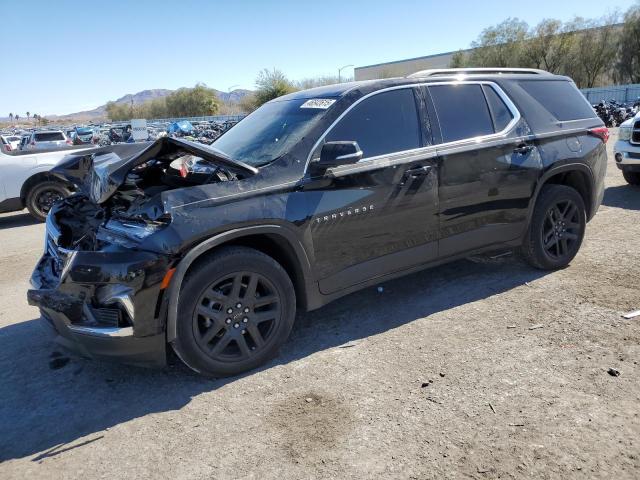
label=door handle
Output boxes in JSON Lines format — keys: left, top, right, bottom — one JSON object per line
{"left": 513, "top": 143, "right": 534, "bottom": 155}
{"left": 404, "top": 165, "right": 433, "bottom": 177}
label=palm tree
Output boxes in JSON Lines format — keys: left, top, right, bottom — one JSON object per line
{"left": 9, "top": 113, "right": 13, "bottom": 123}
{"left": 15, "top": 114, "right": 20, "bottom": 123}
{"left": 33, "top": 114, "right": 39, "bottom": 126}
{"left": 26, "top": 111, "right": 30, "bottom": 123}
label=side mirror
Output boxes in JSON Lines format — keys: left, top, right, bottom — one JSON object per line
{"left": 317, "top": 141, "right": 363, "bottom": 169}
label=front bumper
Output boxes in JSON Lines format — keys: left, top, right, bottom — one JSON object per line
{"left": 27, "top": 215, "right": 171, "bottom": 368}
{"left": 613, "top": 140, "right": 640, "bottom": 169}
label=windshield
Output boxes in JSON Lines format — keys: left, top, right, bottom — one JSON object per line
{"left": 212, "top": 98, "right": 331, "bottom": 166}
{"left": 76, "top": 128, "right": 93, "bottom": 135}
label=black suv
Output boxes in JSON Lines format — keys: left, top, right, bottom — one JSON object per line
{"left": 28, "top": 68, "right": 609, "bottom": 377}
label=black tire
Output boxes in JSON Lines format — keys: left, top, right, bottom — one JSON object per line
{"left": 622, "top": 169, "right": 640, "bottom": 185}
{"left": 172, "top": 246, "right": 296, "bottom": 377}
{"left": 25, "top": 181, "right": 70, "bottom": 222}
{"left": 520, "top": 184, "right": 586, "bottom": 270}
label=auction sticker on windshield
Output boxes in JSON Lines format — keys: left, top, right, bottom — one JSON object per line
{"left": 300, "top": 99, "right": 336, "bottom": 109}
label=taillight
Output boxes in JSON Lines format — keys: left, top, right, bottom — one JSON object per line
{"left": 30, "top": 141, "right": 36, "bottom": 145}
{"left": 6, "top": 144, "right": 11, "bottom": 151}
{"left": 589, "top": 127, "right": 610, "bottom": 144}
{"left": 66, "top": 139, "right": 72, "bottom": 145}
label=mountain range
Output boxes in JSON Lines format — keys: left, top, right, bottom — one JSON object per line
{"left": 1, "top": 88, "right": 252, "bottom": 122}
{"left": 60, "top": 88, "right": 252, "bottom": 120}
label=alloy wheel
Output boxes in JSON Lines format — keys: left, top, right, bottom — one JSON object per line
{"left": 192, "top": 271, "right": 281, "bottom": 362}
{"left": 542, "top": 199, "right": 581, "bottom": 260}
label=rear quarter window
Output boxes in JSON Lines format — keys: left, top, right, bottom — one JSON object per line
{"left": 518, "top": 80, "right": 596, "bottom": 121}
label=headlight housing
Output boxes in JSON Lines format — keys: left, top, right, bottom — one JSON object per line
{"left": 619, "top": 125, "right": 632, "bottom": 142}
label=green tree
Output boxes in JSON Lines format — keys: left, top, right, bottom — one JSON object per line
{"left": 164, "top": 83, "right": 220, "bottom": 117}
{"left": 252, "top": 69, "right": 297, "bottom": 108}
{"left": 467, "top": 18, "right": 529, "bottom": 67}
{"left": 617, "top": 3, "right": 640, "bottom": 84}
{"left": 568, "top": 14, "right": 620, "bottom": 88}
{"left": 449, "top": 50, "right": 469, "bottom": 68}
{"left": 8, "top": 113, "right": 13, "bottom": 123}
{"left": 296, "top": 75, "right": 343, "bottom": 89}
{"left": 522, "top": 19, "right": 576, "bottom": 73}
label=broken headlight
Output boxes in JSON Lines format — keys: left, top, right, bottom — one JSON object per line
{"left": 97, "top": 218, "right": 170, "bottom": 247}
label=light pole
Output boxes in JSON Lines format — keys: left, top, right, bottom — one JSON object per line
{"left": 338, "top": 64, "right": 354, "bottom": 83}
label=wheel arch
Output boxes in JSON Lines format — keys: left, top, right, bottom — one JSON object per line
{"left": 164, "top": 225, "right": 317, "bottom": 343}
{"left": 20, "top": 171, "right": 70, "bottom": 203}
{"left": 529, "top": 163, "right": 595, "bottom": 223}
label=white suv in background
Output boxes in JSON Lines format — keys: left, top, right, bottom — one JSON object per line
{"left": 615, "top": 114, "right": 640, "bottom": 185}
{"left": 21, "top": 130, "right": 72, "bottom": 151}
{"left": 0, "top": 135, "right": 21, "bottom": 152}
{"left": 0, "top": 145, "right": 91, "bottom": 220}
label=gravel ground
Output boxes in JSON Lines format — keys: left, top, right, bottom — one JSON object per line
{"left": 1, "top": 129, "right": 638, "bottom": 479}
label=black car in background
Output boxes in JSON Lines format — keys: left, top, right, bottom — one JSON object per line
{"left": 28, "top": 68, "right": 608, "bottom": 377}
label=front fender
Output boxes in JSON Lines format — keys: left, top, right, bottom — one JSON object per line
{"left": 164, "top": 224, "right": 314, "bottom": 342}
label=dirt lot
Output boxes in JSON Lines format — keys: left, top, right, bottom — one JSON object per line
{"left": 1, "top": 129, "right": 638, "bottom": 479}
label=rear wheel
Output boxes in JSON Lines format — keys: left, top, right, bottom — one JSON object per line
{"left": 25, "top": 181, "right": 70, "bottom": 222}
{"left": 172, "top": 246, "right": 296, "bottom": 377}
{"left": 622, "top": 169, "right": 640, "bottom": 185}
{"left": 521, "top": 184, "right": 586, "bottom": 270}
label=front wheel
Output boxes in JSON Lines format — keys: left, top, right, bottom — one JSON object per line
{"left": 622, "top": 169, "right": 640, "bottom": 185}
{"left": 172, "top": 246, "right": 296, "bottom": 377}
{"left": 25, "top": 181, "right": 70, "bottom": 222}
{"left": 521, "top": 184, "right": 586, "bottom": 270}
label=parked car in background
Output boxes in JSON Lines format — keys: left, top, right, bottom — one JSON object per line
{"left": 0, "top": 145, "right": 93, "bottom": 220}
{"left": 27, "top": 68, "right": 608, "bottom": 377}
{"left": 21, "top": 130, "right": 72, "bottom": 151}
{"left": 0, "top": 135, "right": 21, "bottom": 152}
{"left": 19, "top": 135, "right": 31, "bottom": 151}
{"left": 71, "top": 126, "right": 96, "bottom": 145}
{"left": 614, "top": 113, "right": 640, "bottom": 185}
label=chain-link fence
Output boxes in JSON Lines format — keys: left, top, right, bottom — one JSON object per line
{"left": 580, "top": 84, "right": 640, "bottom": 104}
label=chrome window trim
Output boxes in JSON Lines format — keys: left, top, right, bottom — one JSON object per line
{"left": 304, "top": 81, "right": 522, "bottom": 174}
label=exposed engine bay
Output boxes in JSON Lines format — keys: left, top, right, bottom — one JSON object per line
{"left": 49, "top": 137, "right": 257, "bottom": 251}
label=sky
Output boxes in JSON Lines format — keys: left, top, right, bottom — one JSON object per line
{"left": 0, "top": 0, "right": 634, "bottom": 116}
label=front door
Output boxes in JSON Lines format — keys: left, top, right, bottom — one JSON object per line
{"left": 302, "top": 87, "right": 439, "bottom": 294}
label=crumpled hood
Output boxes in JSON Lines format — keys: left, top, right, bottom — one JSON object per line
{"left": 51, "top": 137, "right": 258, "bottom": 204}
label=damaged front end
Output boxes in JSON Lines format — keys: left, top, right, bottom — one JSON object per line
{"left": 27, "top": 137, "right": 256, "bottom": 367}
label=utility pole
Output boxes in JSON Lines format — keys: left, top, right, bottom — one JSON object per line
{"left": 338, "top": 64, "right": 354, "bottom": 83}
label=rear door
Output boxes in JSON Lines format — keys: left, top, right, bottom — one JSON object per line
{"left": 304, "top": 87, "right": 440, "bottom": 294}
{"left": 426, "top": 82, "right": 541, "bottom": 257}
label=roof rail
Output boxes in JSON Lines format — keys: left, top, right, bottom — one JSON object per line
{"left": 407, "top": 67, "right": 550, "bottom": 78}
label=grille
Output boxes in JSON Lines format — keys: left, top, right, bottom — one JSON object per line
{"left": 45, "top": 234, "right": 70, "bottom": 278}
{"left": 90, "top": 307, "right": 121, "bottom": 327}
{"left": 629, "top": 151, "right": 640, "bottom": 159}
{"left": 633, "top": 121, "right": 640, "bottom": 145}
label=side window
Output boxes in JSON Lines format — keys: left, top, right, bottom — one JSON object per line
{"left": 325, "top": 88, "right": 421, "bottom": 158}
{"left": 482, "top": 85, "right": 514, "bottom": 132}
{"left": 428, "top": 84, "right": 494, "bottom": 143}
